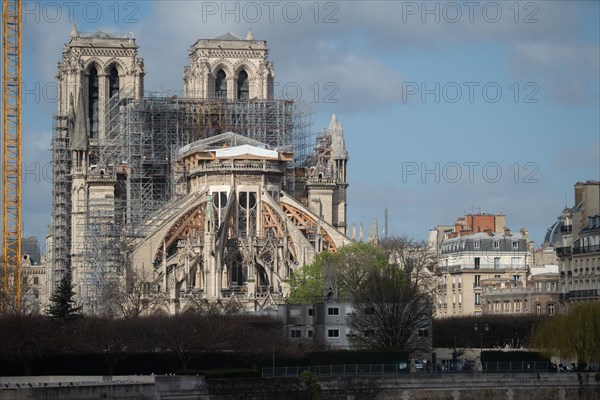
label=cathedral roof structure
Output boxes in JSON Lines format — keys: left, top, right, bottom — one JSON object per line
{"left": 212, "top": 32, "right": 248, "bottom": 41}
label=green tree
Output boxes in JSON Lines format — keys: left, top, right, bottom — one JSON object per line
{"left": 288, "top": 242, "right": 387, "bottom": 303}
{"left": 47, "top": 274, "right": 82, "bottom": 320}
{"left": 288, "top": 251, "right": 334, "bottom": 304}
{"left": 533, "top": 302, "right": 600, "bottom": 369}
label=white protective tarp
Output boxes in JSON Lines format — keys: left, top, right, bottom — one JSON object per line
{"left": 215, "top": 144, "right": 278, "bottom": 159}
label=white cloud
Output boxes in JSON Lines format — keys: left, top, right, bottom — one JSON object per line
{"left": 510, "top": 42, "right": 600, "bottom": 106}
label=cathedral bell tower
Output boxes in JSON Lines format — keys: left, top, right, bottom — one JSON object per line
{"left": 306, "top": 114, "right": 349, "bottom": 235}
{"left": 183, "top": 30, "right": 274, "bottom": 100}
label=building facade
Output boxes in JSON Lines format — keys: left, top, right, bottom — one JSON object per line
{"left": 555, "top": 181, "right": 600, "bottom": 303}
{"left": 21, "top": 256, "right": 47, "bottom": 315}
{"left": 481, "top": 265, "right": 559, "bottom": 316}
{"left": 433, "top": 213, "right": 530, "bottom": 317}
{"left": 278, "top": 303, "right": 432, "bottom": 350}
{"left": 48, "top": 29, "right": 350, "bottom": 314}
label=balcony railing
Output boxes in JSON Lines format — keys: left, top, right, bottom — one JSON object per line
{"left": 573, "top": 244, "right": 600, "bottom": 255}
{"left": 556, "top": 247, "right": 572, "bottom": 256}
{"left": 560, "top": 225, "right": 573, "bottom": 234}
{"left": 562, "top": 289, "right": 600, "bottom": 300}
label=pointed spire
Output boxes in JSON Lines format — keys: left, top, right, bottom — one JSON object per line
{"left": 246, "top": 29, "right": 254, "bottom": 41}
{"left": 368, "top": 224, "right": 372, "bottom": 242}
{"left": 70, "top": 23, "right": 78, "bottom": 38}
{"left": 352, "top": 223, "right": 356, "bottom": 241}
{"left": 328, "top": 114, "right": 348, "bottom": 160}
{"left": 70, "top": 86, "right": 88, "bottom": 151}
{"left": 374, "top": 218, "right": 379, "bottom": 245}
{"left": 359, "top": 223, "right": 364, "bottom": 242}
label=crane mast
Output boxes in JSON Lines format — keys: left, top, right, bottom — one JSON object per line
{"left": 2, "top": 0, "right": 22, "bottom": 313}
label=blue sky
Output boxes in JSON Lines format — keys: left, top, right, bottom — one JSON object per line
{"left": 19, "top": 1, "right": 600, "bottom": 252}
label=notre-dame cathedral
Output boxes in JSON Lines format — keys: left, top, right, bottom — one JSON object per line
{"left": 48, "top": 27, "right": 350, "bottom": 314}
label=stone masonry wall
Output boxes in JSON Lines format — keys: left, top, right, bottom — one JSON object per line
{"left": 0, "top": 373, "right": 598, "bottom": 400}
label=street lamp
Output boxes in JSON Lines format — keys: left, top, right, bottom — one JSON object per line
{"left": 474, "top": 323, "right": 489, "bottom": 354}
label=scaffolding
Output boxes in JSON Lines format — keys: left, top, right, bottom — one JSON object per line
{"left": 58, "top": 88, "right": 314, "bottom": 313}
{"left": 98, "top": 93, "right": 312, "bottom": 236}
{"left": 50, "top": 114, "right": 72, "bottom": 287}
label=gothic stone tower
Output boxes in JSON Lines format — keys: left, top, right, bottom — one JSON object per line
{"left": 306, "top": 114, "right": 349, "bottom": 235}
{"left": 183, "top": 31, "right": 274, "bottom": 100}
{"left": 52, "top": 26, "right": 144, "bottom": 306}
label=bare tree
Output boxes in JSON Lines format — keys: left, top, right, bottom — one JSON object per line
{"left": 0, "top": 315, "right": 54, "bottom": 375}
{"left": 380, "top": 236, "right": 438, "bottom": 296}
{"left": 74, "top": 317, "right": 149, "bottom": 375}
{"left": 348, "top": 265, "right": 432, "bottom": 350}
{"left": 155, "top": 314, "right": 228, "bottom": 371}
{"left": 184, "top": 293, "right": 242, "bottom": 316}
{"left": 96, "top": 268, "right": 167, "bottom": 318}
{"left": 0, "top": 276, "right": 41, "bottom": 315}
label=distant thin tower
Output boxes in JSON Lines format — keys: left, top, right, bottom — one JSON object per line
{"left": 384, "top": 205, "right": 389, "bottom": 239}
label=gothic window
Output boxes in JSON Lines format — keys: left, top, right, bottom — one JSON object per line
{"left": 237, "top": 70, "right": 249, "bottom": 99}
{"left": 109, "top": 66, "right": 120, "bottom": 99}
{"left": 212, "top": 191, "right": 228, "bottom": 227}
{"left": 88, "top": 66, "right": 99, "bottom": 139}
{"left": 238, "top": 191, "right": 257, "bottom": 237}
{"left": 215, "top": 69, "right": 227, "bottom": 99}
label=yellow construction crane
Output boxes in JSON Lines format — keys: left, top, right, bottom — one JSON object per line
{"left": 1, "top": 0, "right": 22, "bottom": 313}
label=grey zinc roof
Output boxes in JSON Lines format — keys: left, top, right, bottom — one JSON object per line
{"left": 544, "top": 219, "right": 563, "bottom": 246}
{"left": 441, "top": 232, "right": 528, "bottom": 254}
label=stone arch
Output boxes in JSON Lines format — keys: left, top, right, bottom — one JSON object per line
{"left": 83, "top": 58, "right": 104, "bottom": 75}
{"left": 210, "top": 60, "right": 234, "bottom": 78}
{"left": 103, "top": 58, "right": 128, "bottom": 76}
{"left": 153, "top": 202, "right": 206, "bottom": 264}
{"left": 233, "top": 61, "right": 255, "bottom": 80}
